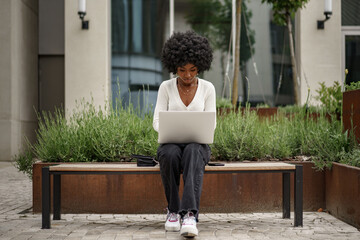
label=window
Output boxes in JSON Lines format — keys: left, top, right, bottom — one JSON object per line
{"left": 111, "top": 0, "right": 166, "bottom": 111}
{"left": 344, "top": 34, "right": 360, "bottom": 84}
{"left": 342, "top": 0, "right": 360, "bottom": 86}
{"left": 342, "top": 0, "right": 360, "bottom": 26}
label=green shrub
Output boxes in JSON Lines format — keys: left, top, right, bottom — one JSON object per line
{"left": 216, "top": 97, "right": 233, "bottom": 108}
{"left": 212, "top": 107, "right": 353, "bottom": 167}
{"left": 213, "top": 108, "right": 266, "bottom": 160}
{"left": 14, "top": 98, "right": 359, "bottom": 178}
{"left": 14, "top": 98, "right": 159, "bottom": 178}
{"left": 278, "top": 104, "right": 325, "bottom": 115}
{"left": 346, "top": 81, "right": 360, "bottom": 91}
{"left": 338, "top": 148, "right": 360, "bottom": 168}
{"left": 300, "top": 114, "right": 350, "bottom": 170}
{"left": 314, "top": 81, "right": 342, "bottom": 115}
{"left": 13, "top": 147, "right": 34, "bottom": 179}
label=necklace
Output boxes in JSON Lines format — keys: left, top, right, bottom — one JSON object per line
{"left": 177, "top": 78, "right": 198, "bottom": 96}
{"left": 178, "top": 84, "right": 192, "bottom": 96}
{"left": 177, "top": 82, "right": 197, "bottom": 96}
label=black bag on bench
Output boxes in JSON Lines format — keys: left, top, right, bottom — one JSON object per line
{"left": 132, "top": 154, "right": 158, "bottom": 167}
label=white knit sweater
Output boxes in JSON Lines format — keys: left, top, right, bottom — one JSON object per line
{"left": 153, "top": 78, "right": 216, "bottom": 132}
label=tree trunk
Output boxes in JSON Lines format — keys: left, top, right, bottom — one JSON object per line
{"left": 220, "top": 53, "right": 226, "bottom": 98}
{"left": 241, "top": 63, "right": 248, "bottom": 104}
{"left": 232, "top": 0, "right": 242, "bottom": 106}
{"left": 286, "top": 14, "right": 299, "bottom": 105}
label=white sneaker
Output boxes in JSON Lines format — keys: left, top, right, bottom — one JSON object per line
{"left": 180, "top": 212, "right": 198, "bottom": 237}
{"left": 165, "top": 211, "right": 181, "bottom": 231}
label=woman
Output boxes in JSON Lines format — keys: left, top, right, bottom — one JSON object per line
{"left": 153, "top": 31, "right": 216, "bottom": 237}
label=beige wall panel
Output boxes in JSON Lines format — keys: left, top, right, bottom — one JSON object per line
{"left": 0, "top": 1, "right": 12, "bottom": 161}
{"left": 0, "top": 120, "right": 11, "bottom": 161}
{"left": 298, "top": 0, "right": 342, "bottom": 105}
{"left": 65, "top": 0, "right": 111, "bottom": 115}
{"left": 0, "top": 0, "right": 38, "bottom": 161}
{"left": 0, "top": 0, "right": 11, "bottom": 120}
{"left": 15, "top": 1, "right": 39, "bottom": 122}
{"left": 12, "top": 0, "right": 38, "bottom": 157}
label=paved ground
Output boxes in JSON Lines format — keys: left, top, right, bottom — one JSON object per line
{"left": 0, "top": 162, "right": 359, "bottom": 240}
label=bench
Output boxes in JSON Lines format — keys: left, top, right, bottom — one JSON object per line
{"left": 41, "top": 162, "right": 303, "bottom": 229}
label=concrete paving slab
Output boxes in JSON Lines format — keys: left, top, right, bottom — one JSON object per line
{"left": 0, "top": 162, "right": 359, "bottom": 239}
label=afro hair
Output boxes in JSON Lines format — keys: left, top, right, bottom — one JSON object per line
{"left": 161, "top": 31, "right": 213, "bottom": 74}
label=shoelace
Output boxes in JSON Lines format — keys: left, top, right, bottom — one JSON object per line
{"left": 182, "top": 213, "right": 196, "bottom": 225}
{"left": 167, "top": 213, "right": 179, "bottom": 222}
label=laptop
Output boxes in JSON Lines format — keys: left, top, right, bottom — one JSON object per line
{"left": 158, "top": 111, "right": 216, "bottom": 144}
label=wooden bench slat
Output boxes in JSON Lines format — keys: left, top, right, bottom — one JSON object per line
{"left": 205, "top": 162, "right": 296, "bottom": 171}
{"left": 48, "top": 162, "right": 296, "bottom": 172}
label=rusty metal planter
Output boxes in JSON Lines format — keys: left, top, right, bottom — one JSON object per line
{"left": 217, "top": 107, "right": 278, "bottom": 119}
{"left": 325, "top": 162, "right": 360, "bottom": 229}
{"left": 33, "top": 161, "right": 324, "bottom": 214}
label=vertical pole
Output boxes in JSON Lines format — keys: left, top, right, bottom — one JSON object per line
{"left": 282, "top": 172, "right": 290, "bottom": 219}
{"left": 169, "top": 0, "right": 174, "bottom": 36}
{"left": 232, "top": 0, "right": 236, "bottom": 73}
{"left": 294, "top": 165, "right": 303, "bottom": 227}
{"left": 53, "top": 174, "right": 61, "bottom": 220}
{"left": 169, "top": 0, "right": 174, "bottom": 79}
{"left": 42, "top": 167, "right": 51, "bottom": 229}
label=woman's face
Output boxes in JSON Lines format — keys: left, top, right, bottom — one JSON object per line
{"left": 176, "top": 63, "right": 198, "bottom": 85}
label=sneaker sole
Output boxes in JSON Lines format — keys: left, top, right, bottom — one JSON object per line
{"left": 180, "top": 227, "right": 198, "bottom": 237}
{"left": 165, "top": 225, "right": 180, "bottom": 232}
{"left": 180, "top": 231, "right": 198, "bottom": 238}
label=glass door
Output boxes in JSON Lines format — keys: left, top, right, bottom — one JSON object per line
{"left": 342, "top": 27, "right": 360, "bottom": 89}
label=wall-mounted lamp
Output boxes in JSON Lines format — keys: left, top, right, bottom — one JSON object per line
{"left": 78, "top": 0, "right": 89, "bottom": 30}
{"left": 317, "top": 0, "right": 332, "bottom": 29}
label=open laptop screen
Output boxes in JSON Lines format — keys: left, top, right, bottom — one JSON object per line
{"left": 158, "top": 111, "right": 216, "bottom": 144}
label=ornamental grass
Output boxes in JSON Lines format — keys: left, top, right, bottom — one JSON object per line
{"left": 14, "top": 98, "right": 359, "bottom": 179}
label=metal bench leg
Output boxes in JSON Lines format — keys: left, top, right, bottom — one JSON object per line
{"left": 294, "top": 165, "right": 303, "bottom": 227}
{"left": 42, "top": 167, "right": 51, "bottom": 229}
{"left": 282, "top": 172, "right": 290, "bottom": 219}
{"left": 53, "top": 174, "right": 61, "bottom": 220}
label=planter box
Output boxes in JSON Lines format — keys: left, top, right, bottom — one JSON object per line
{"left": 33, "top": 161, "right": 324, "bottom": 214}
{"left": 343, "top": 89, "right": 360, "bottom": 143}
{"left": 243, "top": 107, "right": 279, "bottom": 119}
{"left": 325, "top": 162, "right": 360, "bottom": 229}
{"left": 218, "top": 107, "right": 338, "bottom": 122}
{"left": 217, "top": 107, "right": 278, "bottom": 119}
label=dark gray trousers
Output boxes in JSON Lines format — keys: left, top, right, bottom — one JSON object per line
{"left": 157, "top": 143, "right": 211, "bottom": 220}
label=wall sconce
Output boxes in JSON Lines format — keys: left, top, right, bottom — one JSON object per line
{"left": 78, "top": 0, "right": 89, "bottom": 30}
{"left": 317, "top": 0, "right": 332, "bottom": 29}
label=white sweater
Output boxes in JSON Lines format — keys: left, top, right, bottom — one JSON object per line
{"left": 153, "top": 78, "right": 216, "bottom": 132}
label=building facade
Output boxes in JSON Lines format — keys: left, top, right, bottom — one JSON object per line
{"left": 0, "top": 0, "right": 358, "bottom": 161}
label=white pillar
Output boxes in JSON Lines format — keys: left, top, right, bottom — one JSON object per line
{"left": 0, "top": 0, "right": 38, "bottom": 161}
{"left": 297, "top": 0, "right": 341, "bottom": 105}
{"left": 64, "top": 0, "right": 111, "bottom": 115}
